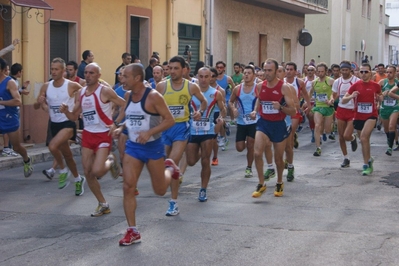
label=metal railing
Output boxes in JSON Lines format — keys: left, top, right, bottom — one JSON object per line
{"left": 298, "top": 0, "right": 328, "bottom": 9}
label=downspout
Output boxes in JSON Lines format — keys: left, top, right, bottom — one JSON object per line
{"left": 22, "top": 10, "right": 30, "bottom": 142}
{"left": 209, "top": 0, "right": 214, "bottom": 66}
{"left": 166, "top": 0, "right": 174, "bottom": 60}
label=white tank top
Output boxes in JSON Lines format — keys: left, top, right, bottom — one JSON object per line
{"left": 332, "top": 76, "right": 360, "bottom": 109}
{"left": 304, "top": 77, "right": 314, "bottom": 93}
{"left": 125, "top": 88, "right": 161, "bottom": 142}
{"left": 46, "top": 79, "right": 74, "bottom": 123}
{"left": 284, "top": 77, "right": 300, "bottom": 99}
{"left": 80, "top": 85, "right": 113, "bottom": 133}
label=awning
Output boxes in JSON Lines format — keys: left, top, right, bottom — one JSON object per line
{"left": 10, "top": 0, "right": 53, "bottom": 10}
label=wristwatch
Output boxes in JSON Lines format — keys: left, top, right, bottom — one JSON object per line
{"left": 199, "top": 110, "right": 204, "bottom": 115}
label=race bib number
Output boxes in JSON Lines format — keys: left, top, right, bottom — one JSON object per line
{"left": 169, "top": 105, "right": 184, "bottom": 119}
{"left": 50, "top": 105, "right": 61, "bottom": 115}
{"left": 193, "top": 118, "right": 210, "bottom": 131}
{"left": 244, "top": 114, "right": 256, "bottom": 125}
{"left": 83, "top": 110, "right": 99, "bottom": 125}
{"left": 357, "top": 103, "right": 372, "bottom": 114}
{"left": 261, "top": 101, "right": 278, "bottom": 114}
{"left": 127, "top": 114, "right": 144, "bottom": 128}
{"left": 316, "top": 93, "right": 328, "bottom": 102}
{"left": 383, "top": 97, "right": 396, "bottom": 107}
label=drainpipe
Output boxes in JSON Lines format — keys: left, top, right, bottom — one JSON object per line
{"left": 166, "top": 0, "right": 174, "bottom": 60}
{"left": 22, "top": 12, "right": 30, "bottom": 142}
{"left": 205, "top": 0, "right": 214, "bottom": 66}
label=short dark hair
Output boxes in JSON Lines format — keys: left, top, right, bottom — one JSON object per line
{"left": 66, "top": 60, "right": 78, "bottom": 70}
{"left": 285, "top": 62, "right": 297, "bottom": 71}
{"left": 194, "top": 61, "right": 205, "bottom": 76}
{"left": 210, "top": 67, "right": 218, "bottom": 77}
{"left": 169, "top": 56, "right": 186, "bottom": 68}
{"left": 316, "top": 62, "right": 328, "bottom": 72}
{"left": 162, "top": 61, "right": 169, "bottom": 66}
{"left": 331, "top": 64, "right": 340, "bottom": 69}
{"left": 362, "top": 63, "right": 372, "bottom": 71}
{"left": 215, "top": 61, "right": 226, "bottom": 67}
{"left": 264, "top": 58, "right": 279, "bottom": 71}
{"left": 149, "top": 58, "right": 158, "bottom": 65}
{"left": 82, "top": 50, "right": 91, "bottom": 60}
{"left": 377, "top": 63, "right": 385, "bottom": 68}
{"left": 0, "top": 58, "right": 8, "bottom": 71}
{"left": 122, "top": 52, "right": 131, "bottom": 59}
{"left": 234, "top": 62, "right": 241, "bottom": 67}
{"left": 244, "top": 65, "right": 255, "bottom": 74}
{"left": 10, "top": 63, "right": 22, "bottom": 75}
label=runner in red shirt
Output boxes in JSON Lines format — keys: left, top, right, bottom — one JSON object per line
{"left": 342, "top": 63, "right": 381, "bottom": 176}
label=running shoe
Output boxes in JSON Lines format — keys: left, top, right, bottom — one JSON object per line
{"left": 222, "top": 138, "right": 229, "bottom": 151}
{"left": 296, "top": 125, "right": 303, "bottom": 133}
{"left": 119, "top": 228, "right": 141, "bottom": 246}
{"left": 328, "top": 133, "right": 335, "bottom": 140}
{"left": 341, "top": 158, "right": 350, "bottom": 168}
{"left": 245, "top": 167, "right": 253, "bottom": 178}
{"left": 274, "top": 182, "right": 284, "bottom": 197}
{"left": 164, "top": 158, "right": 180, "bottom": 180}
{"left": 42, "top": 168, "right": 55, "bottom": 180}
{"left": 263, "top": 168, "right": 276, "bottom": 181}
{"left": 217, "top": 136, "right": 225, "bottom": 147}
{"left": 322, "top": 133, "right": 327, "bottom": 142}
{"left": 394, "top": 145, "right": 399, "bottom": 151}
{"left": 287, "top": 166, "right": 294, "bottom": 182}
{"left": 198, "top": 188, "right": 207, "bottom": 202}
{"left": 368, "top": 157, "right": 374, "bottom": 173}
{"left": 58, "top": 171, "right": 70, "bottom": 189}
{"left": 3, "top": 148, "right": 18, "bottom": 157}
{"left": 362, "top": 165, "right": 372, "bottom": 176}
{"left": 108, "top": 153, "right": 120, "bottom": 180}
{"left": 165, "top": 200, "right": 179, "bottom": 216}
{"left": 313, "top": 147, "right": 321, "bottom": 157}
{"left": 293, "top": 133, "right": 299, "bottom": 149}
{"left": 91, "top": 202, "right": 111, "bottom": 217}
{"left": 23, "top": 156, "right": 33, "bottom": 178}
{"left": 351, "top": 134, "right": 358, "bottom": 152}
{"left": 75, "top": 176, "right": 86, "bottom": 196}
{"left": 211, "top": 158, "right": 219, "bottom": 166}
{"left": 225, "top": 123, "right": 231, "bottom": 136}
{"left": 386, "top": 148, "right": 392, "bottom": 156}
{"left": 252, "top": 184, "right": 266, "bottom": 198}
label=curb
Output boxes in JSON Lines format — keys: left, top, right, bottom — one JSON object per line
{"left": 0, "top": 145, "right": 81, "bottom": 171}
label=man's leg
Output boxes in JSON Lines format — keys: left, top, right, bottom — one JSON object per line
{"left": 359, "top": 119, "right": 377, "bottom": 175}
{"left": 313, "top": 112, "right": 324, "bottom": 155}
{"left": 198, "top": 138, "right": 213, "bottom": 202}
{"left": 7, "top": 129, "right": 33, "bottom": 177}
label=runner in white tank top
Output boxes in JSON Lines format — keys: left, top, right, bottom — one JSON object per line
{"left": 60, "top": 62, "right": 126, "bottom": 216}
{"left": 35, "top": 57, "right": 84, "bottom": 195}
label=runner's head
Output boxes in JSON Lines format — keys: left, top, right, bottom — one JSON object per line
{"left": 263, "top": 58, "right": 278, "bottom": 82}
{"left": 168, "top": 56, "right": 185, "bottom": 81}
{"left": 51, "top": 57, "right": 66, "bottom": 81}
{"left": 84, "top": 63, "right": 101, "bottom": 86}
{"left": 339, "top": 60, "right": 352, "bottom": 79}
{"left": 316, "top": 62, "right": 328, "bottom": 79}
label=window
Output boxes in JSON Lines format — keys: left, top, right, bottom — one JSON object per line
{"left": 130, "top": 16, "right": 149, "bottom": 65}
{"left": 367, "top": 0, "right": 371, "bottom": 19}
{"left": 346, "top": 0, "right": 350, "bottom": 11}
{"left": 50, "top": 21, "right": 77, "bottom": 63}
{"left": 178, "top": 23, "right": 202, "bottom": 72}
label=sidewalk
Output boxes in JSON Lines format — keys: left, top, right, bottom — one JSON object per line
{"left": 0, "top": 143, "right": 81, "bottom": 171}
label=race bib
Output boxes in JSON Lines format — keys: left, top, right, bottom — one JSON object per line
{"left": 127, "top": 114, "right": 144, "bottom": 128}
{"left": 243, "top": 114, "right": 257, "bottom": 125}
{"left": 50, "top": 105, "right": 62, "bottom": 115}
{"left": 169, "top": 105, "right": 184, "bottom": 119}
{"left": 261, "top": 101, "right": 279, "bottom": 114}
{"left": 383, "top": 97, "right": 396, "bottom": 107}
{"left": 357, "top": 103, "right": 372, "bottom": 114}
{"left": 83, "top": 110, "right": 99, "bottom": 125}
{"left": 193, "top": 118, "right": 210, "bottom": 131}
{"left": 316, "top": 93, "right": 328, "bottom": 102}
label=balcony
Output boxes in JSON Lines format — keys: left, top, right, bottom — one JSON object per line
{"left": 234, "top": 0, "right": 328, "bottom": 16}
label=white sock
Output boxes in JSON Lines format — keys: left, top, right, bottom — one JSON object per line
{"left": 74, "top": 175, "right": 82, "bottom": 182}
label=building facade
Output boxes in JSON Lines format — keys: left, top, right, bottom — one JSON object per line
{"left": 305, "top": 0, "right": 386, "bottom": 68}
{"left": 0, "top": 0, "right": 326, "bottom": 144}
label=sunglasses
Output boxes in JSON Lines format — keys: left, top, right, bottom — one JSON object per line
{"left": 359, "top": 70, "right": 370, "bottom": 74}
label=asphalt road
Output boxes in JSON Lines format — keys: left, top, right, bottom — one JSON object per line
{"left": 1, "top": 126, "right": 399, "bottom": 266}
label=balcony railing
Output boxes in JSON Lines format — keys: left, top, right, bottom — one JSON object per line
{"left": 298, "top": 0, "right": 328, "bottom": 9}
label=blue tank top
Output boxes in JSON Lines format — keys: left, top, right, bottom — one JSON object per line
{"left": 235, "top": 83, "right": 258, "bottom": 125}
{"left": 190, "top": 86, "right": 219, "bottom": 135}
{"left": 0, "top": 76, "right": 19, "bottom": 130}
{"left": 217, "top": 74, "right": 231, "bottom": 101}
